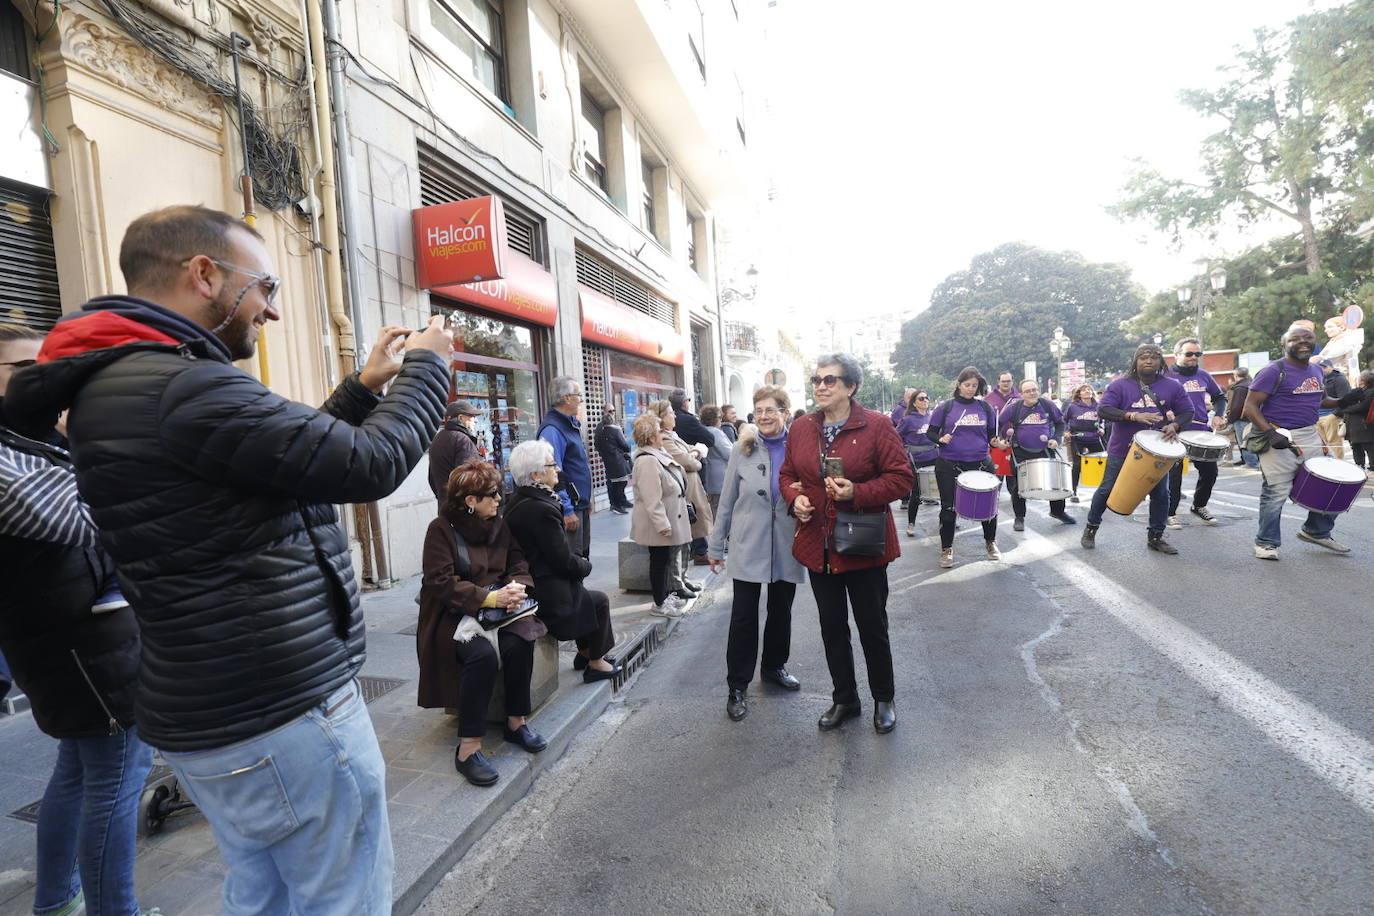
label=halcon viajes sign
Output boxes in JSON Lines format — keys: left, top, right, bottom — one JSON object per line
{"left": 413, "top": 196, "right": 507, "bottom": 288}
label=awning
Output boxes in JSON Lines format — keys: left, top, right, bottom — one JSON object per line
{"left": 431, "top": 250, "right": 558, "bottom": 327}
{"left": 579, "top": 285, "right": 684, "bottom": 366}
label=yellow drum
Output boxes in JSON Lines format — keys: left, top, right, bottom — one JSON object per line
{"left": 1079, "top": 452, "right": 1107, "bottom": 488}
{"left": 1107, "top": 431, "right": 1185, "bottom": 516}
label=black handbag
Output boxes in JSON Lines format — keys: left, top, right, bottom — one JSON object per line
{"left": 818, "top": 435, "right": 888, "bottom": 556}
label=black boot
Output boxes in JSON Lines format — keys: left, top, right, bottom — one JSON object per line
{"left": 873, "top": 701, "right": 896, "bottom": 734}
{"left": 727, "top": 689, "right": 748, "bottom": 721}
{"left": 1080, "top": 523, "right": 1098, "bottom": 549}
{"left": 1147, "top": 531, "right": 1178, "bottom": 555}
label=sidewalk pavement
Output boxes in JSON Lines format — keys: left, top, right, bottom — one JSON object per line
{"left": 0, "top": 507, "right": 719, "bottom": 916}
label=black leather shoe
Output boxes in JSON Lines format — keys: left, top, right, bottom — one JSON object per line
{"left": 672, "top": 589, "right": 697, "bottom": 601}
{"left": 817, "top": 702, "right": 861, "bottom": 730}
{"left": 1013, "top": 517, "right": 1025, "bottom": 531}
{"left": 583, "top": 663, "right": 622, "bottom": 683}
{"left": 572, "top": 653, "right": 617, "bottom": 671}
{"left": 455, "top": 749, "right": 499, "bottom": 786}
{"left": 727, "top": 689, "right": 748, "bottom": 721}
{"left": 874, "top": 701, "right": 896, "bottom": 734}
{"left": 503, "top": 724, "right": 548, "bottom": 753}
{"left": 761, "top": 667, "right": 801, "bottom": 690}
{"left": 1050, "top": 512, "right": 1078, "bottom": 525}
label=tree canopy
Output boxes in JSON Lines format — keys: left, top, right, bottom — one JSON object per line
{"left": 892, "top": 243, "right": 1143, "bottom": 380}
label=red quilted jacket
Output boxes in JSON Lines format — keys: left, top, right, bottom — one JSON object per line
{"left": 779, "top": 401, "right": 915, "bottom": 574}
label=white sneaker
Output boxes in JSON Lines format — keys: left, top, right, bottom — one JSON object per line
{"left": 906, "top": 524, "right": 916, "bottom": 537}
{"left": 650, "top": 598, "right": 685, "bottom": 618}
{"left": 1166, "top": 515, "right": 1183, "bottom": 530}
{"left": 939, "top": 548, "right": 954, "bottom": 569}
{"left": 1253, "top": 544, "right": 1279, "bottom": 561}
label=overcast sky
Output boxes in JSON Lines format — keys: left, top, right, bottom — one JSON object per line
{"left": 758, "top": 0, "right": 1342, "bottom": 324}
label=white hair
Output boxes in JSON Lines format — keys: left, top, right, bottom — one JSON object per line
{"left": 509, "top": 439, "right": 554, "bottom": 486}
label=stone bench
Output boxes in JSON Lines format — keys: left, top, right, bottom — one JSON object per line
{"left": 617, "top": 537, "right": 652, "bottom": 592}
{"left": 446, "top": 632, "right": 561, "bottom": 724}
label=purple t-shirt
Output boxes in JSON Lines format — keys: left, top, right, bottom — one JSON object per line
{"left": 1100, "top": 375, "right": 1191, "bottom": 458}
{"left": 895, "top": 410, "right": 937, "bottom": 464}
{"left": 985, "top": 388, "right": 1014, "bottom": 413}
{"left": 997, "top": 398, "right": 1063, "bottom": 452}
{"left": 1064, "top": 401, "right": 1102, "bottom": 440}
{"left": 1165, "top": 367, "right": 1222, "bottom": 431}
{"left": 1251, "top": 359, "right": 1325, "bottom": 429}
{"left": 928, "top": 398, "right": 994, "bottom": 463}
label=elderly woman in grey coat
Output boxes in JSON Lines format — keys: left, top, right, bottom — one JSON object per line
{"left": 706, "top": 385, "right": 805, "bottom": 722}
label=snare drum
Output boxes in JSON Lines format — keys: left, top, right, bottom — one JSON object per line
{"left": 915, "top": 465, "right": 937, "bottom": 501}
{"left": 1017, "top": 457, "right": 1073, "bottom": 500}
{"left": 1179, "top": 430, "right": 1229, "bottom": 463}
{"left": 955, "top": 470, "right": 1001, "bottom": 520}
{"left": 1079, "top": 452, "right": 1107, "bottom": 488}
{"left": 1107, "top": 430, "right": 1186, "bottom": 516}
{"left": 1290, "top": 456, "right": 1366, "bottom": 513}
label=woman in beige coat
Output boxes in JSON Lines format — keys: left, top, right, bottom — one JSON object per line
{"left": 648, "top": 400, "right": 713, "bottom": 600}
{"left": 629, "top": 414, "right": 692, "bottom": 618}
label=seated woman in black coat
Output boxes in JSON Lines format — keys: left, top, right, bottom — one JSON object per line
{"left": 503, "top": 440, "right": 623, "bottom": 681}
{"left": 418, "top": 459, "right": 545, "bottom": 788}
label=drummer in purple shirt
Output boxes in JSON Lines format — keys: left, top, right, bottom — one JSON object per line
{"left": 1081, "top": 344, "right": 1193, "bottom": 554}
{"left": 997, "top": 379, "right": 1076, "bottom": 531}
{"left": 895, "top": 389, "right": 937, "bottom": 537}
{"left": 1243, "top": 325, "right": 1354, "bottom": 559}
{"left": 1063, "top": 384, "right": 1104, "bottom": 502}
{"left": 1164, "top": 337, "right": 1227, "bottom": 529}
{"left": 926, "top": 367, "right": 1003, "bottom": 568}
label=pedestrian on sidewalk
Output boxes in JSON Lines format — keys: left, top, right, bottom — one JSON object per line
{"left": 629, "top": 415, "right": 692, "bottom": 618}
{"left": 4, "top": 206, "right": 453, "bottom": 914}
{"left": 428, "top": 399, "right": 482, "bottom": 508}
{"left": 539, "top": 376, "right": 593, "bottom": 557}
{"left": 649, "top": 400, "right": 713, "bottom": 595}
{"left": 1225, "top": 367, "right": 1260, "bottom": 468}
{"left": 504, "top": 440, "right": 622, "bottom": 683}
{"left": 1246, "top": 327, "right": 1358, "bottom": 559}
{"left": 419, "top": 459, "right": 546, "bottom": 787}
{"left": 1, "top": 323, "right": 153, "bottom": 916}
{"left": 593, "top": 408, "right": 633, "bottom": 514}
{"left": 1339, "top": 369, "right": 1374, "bottom": 470}
{"left": 697, "top": 404, "right": 734, "bottom": 517}
{"left": 707, "top": 385, "right": 805, "bottom": 722}
{"left": 720, "top": 404, "right": 740, "bottom": 443}
{"left": 781, "top": 353, "right": 913, "bottom": 735}
{"left": 1316, "top": 358, "right": 1351, "bottom": 460}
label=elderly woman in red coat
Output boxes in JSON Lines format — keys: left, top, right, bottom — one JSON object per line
{"left": 780, "top": 353, "right": 914, "bottom": 735}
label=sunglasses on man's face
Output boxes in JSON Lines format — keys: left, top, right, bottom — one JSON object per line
{"left": 1181, "top": 351, "right": 1203, "bottom": 358}
{"left": 810, "top": 374, "right": 849, "bottom": 389}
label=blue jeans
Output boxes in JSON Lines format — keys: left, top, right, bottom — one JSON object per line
{"left": 1085, "top": 453, "right": 1170, "bottom": 532}
{"left": 34, "top": 728, "right": 154, "bottom": 916}
{"left": 1255, "top": 425, "right": 1336, "bottom": 548}
{"left": 1231, "top": 420, "right": 1260, "bottom": 467}
{"left": 162, "top": 680, "right": 393, "bottom": 916}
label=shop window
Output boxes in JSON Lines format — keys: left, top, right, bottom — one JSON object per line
{"left": 687, "top": 0, "right": 705, "bottom": 81}
{"left": 641, "top": 158, "right": 666, "bottom": 245}
{"left": 607, "top": 350, "right": 681, "bottom": 433}
{"left": 581, "top": 88, "right": 609, "bottom": 194}
{"left": 0, "top": 2, "right": 30, "bottom": 79}
{"left": 429, "top": 0, "right": 508, "bottom": 104}
{"left": 418, "top": 143, "right": 546, "bottom": 265}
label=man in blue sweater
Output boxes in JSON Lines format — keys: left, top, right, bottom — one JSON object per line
{"left": 539, "top": 375, "right": 594, "bottom": 557}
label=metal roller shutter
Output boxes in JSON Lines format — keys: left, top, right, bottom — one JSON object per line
{"left": 0, "top": 180, "right": 61, "bottom": 330}
{"left": 417, "top": 144, "right": 545, "bottom": 265}
{"left": 582, "top": 343, "right": 608, "bottom": 502}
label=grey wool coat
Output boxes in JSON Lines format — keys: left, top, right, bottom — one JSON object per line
{"left": 630, "top": 446, "right": 692, "bottom": 547}
{"left": 706, "top": 424, "right": 805, "bottom": 584}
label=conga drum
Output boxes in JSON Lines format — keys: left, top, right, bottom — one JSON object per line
{"left": 990, "top": 445, "right": 1013, "bottom": 477}
{"left": 1107, "top": 431, "right": 1185, "bottom": 516}
{"left": 954, "top": 470, "right": 1001, "bottom": 520}
{"left": 1290, "top": 456, "right": 1366, "bottom": 513}
{"left": 1079, "top": 452, "right": 1107, "bottom": 488}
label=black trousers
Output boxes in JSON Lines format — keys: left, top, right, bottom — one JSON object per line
{"left": 809, "top": 566, "right": 894, "bottom": 705}
{"left": 1168, "top": 458, "right": 1218, "bottom": 514}
{"left": 935, "top": 457, "right": 997, "bottom": 549}
{"left": 452, "top": 629, "right": 534, "bottom": 737}
{"left": 608, "top": 480, "right": 631, "bottom": 510}
{"left": 647, "top": 545, "right": 673, "bottom": 606}
{"left": 726, "top": 579, "right": 796, "bottom": 690}
{"left": 574, "top": 589, "right": 616, "bottom": 659}
{"left": 1006, "top": 446, "right": 1067, "bottom": 520}
{"left": 1352, "top": 442, "right": 1371, "bottom": 469}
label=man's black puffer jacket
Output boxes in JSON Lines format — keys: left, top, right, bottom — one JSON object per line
{"left": 6, "top": 334, "right": 447, "bottom": 752}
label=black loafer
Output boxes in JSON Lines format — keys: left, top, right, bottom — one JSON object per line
{"left": 761, "top": 667, "right": 801, "bottom": 690}
{"left": 1012, "top": 517, "right": 1025, "bottom": 531}
{"left": 455, "top": 749, "right": 499, "bottom": 786}
{"left": 727, "top": 689, "right": 748, "bottom": 721}
{"left": 817, "top": 702, "right": 861, "bottom": 730}
{"left": 502, "top": 724, "right": 548, "bottom": 753}
{"left": 583, "top": 663, "right": 622, "bottom": 684}
{"left": 1050, "top": 512, "right": 1078, "bottom": 525}
{"left": 874, "top": 701, "right": 896, "bottom": 734}
{"left": 672, "top": 589, "right": 697, "bottom": 601}
{"left": 573, "top": 653, "right": 617, "bottom": 672}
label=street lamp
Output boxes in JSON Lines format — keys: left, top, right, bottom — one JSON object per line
{"left": 1048, "top": 326, "right": 1072, "bottom": 398}
{"left": 1151, "top": 330, "right": 1165, "bottom": 348}
{"left": 1176, "top": 268, "right": 1227, "bottom": 340}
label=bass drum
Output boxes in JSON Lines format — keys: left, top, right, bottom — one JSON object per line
{"left": 1017, "top": 457, "right": 1073, "bottom": 500}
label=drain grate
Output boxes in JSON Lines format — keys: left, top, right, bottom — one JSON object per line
{"left": 7, "top": 800, "right": 41, "bottom": 824}
{"left": 609, "top": 622, "right": 665, "bottom": 691}
{"left": 357, "top": 675, "right": 407, "bottom": 704}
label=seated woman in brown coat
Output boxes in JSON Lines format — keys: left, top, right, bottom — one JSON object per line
{"left": 502, "top": 439, "right": 622, "bottom": 682}
{"left": 417, "top": 459, "right": 545, "bottom": 787}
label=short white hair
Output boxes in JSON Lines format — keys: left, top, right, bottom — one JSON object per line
{"left": 509, "top": 439, "right": 554, "bottom": 486}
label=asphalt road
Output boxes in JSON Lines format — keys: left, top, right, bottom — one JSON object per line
{"left": 418, "top": 464, "right": 1374, "bottom": 915}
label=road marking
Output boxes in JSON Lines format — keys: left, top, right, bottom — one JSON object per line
{"left": 1018, "top": 528, "right": 1374, "bottom": 820}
